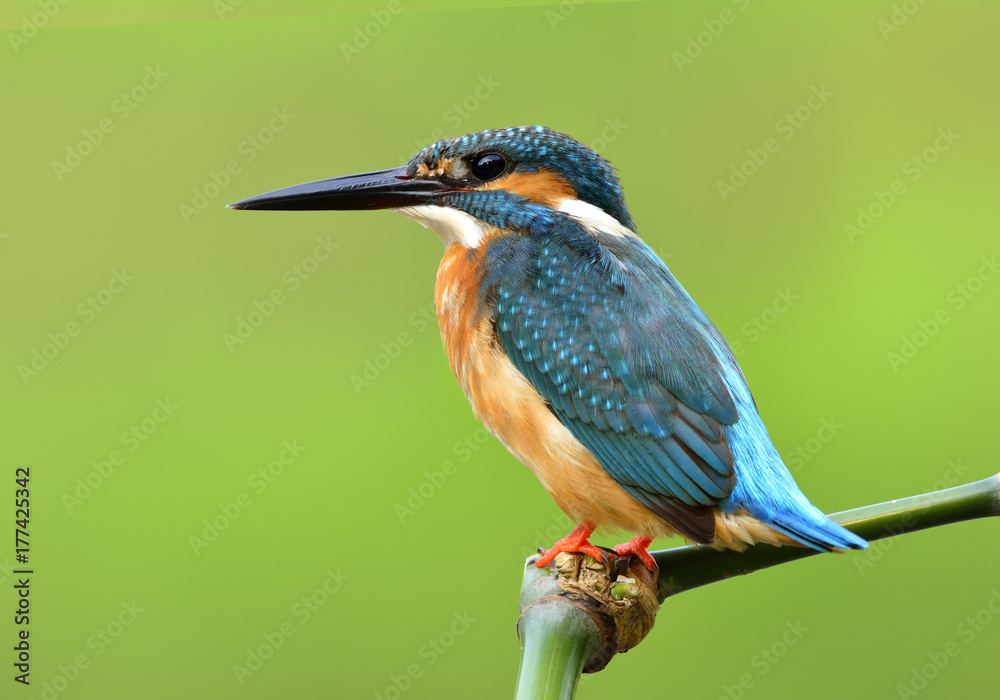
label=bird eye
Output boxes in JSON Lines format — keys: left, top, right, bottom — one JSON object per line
{"left": 470, "top": 153, "right": 506, "bottom": 181}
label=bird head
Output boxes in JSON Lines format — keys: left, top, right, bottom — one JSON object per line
{"left": 229, "top": 126, "right": 634, "bottom": 247}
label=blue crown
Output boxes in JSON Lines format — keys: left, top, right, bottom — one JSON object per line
{"left": 409, "top": 126, "right": 634, "bottom": 231}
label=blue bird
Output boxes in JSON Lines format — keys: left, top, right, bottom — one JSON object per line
{"left": 229, "top": 125, "right": 867, "bottom": 570}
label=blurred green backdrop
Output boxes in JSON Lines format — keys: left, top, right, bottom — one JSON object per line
{"left": 2, "top": 1, "right": 999, "bottom": 698}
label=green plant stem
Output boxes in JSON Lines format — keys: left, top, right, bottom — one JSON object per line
{"left": 514, "top": 474, "right": 1000, "bottom": 699}
{"left": 515, "top": 563, "right": 602, "bottom": 700}
{"left": 652, "top": 473, "right": 1000, "bottom": 601}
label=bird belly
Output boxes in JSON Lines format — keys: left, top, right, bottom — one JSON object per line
{"left": 432, "top": 242, "right": 798, "bottom": 548}
{"left": 434, "top": 242, "right": 672, "bottom": 536}
{"left": 450, "top": 317, "right": 670, "bottom": 536}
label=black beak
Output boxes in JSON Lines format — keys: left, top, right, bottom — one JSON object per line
{"left": 227, "top": 166, "right": 453, "bottom": 211}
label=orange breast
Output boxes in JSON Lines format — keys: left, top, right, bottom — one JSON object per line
{"left": 433, "top": 239, "right": 677, "bottom": 537}
{"left": 431, "top": 239, "right": 796, "bottom": 549}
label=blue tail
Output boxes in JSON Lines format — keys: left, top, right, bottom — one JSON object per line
{"left": 764, "top": 500, "right": 867, "bottom": 551}
{"left": 717, "top": 401, "right": 867, "bottom": 551}
{"left": 719, "top": 448, "right": 868, "bottom": 551}
{"left": 705, "top": 327, "right": 868, "bottom": 552}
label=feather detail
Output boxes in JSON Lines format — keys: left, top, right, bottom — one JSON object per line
{"left": 713, "top": 510, "right": 799, "bottom": 551}
{"left": 435, "top": 239, "right": 711, "bottom": 539}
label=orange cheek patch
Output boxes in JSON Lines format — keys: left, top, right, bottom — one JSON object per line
{"left": 482, "top": 168, "right": 575, "bottom": 206}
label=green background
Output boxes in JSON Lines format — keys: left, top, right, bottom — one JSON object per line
{"left": 3, "top": 1, "right": 999, "bottom": 698}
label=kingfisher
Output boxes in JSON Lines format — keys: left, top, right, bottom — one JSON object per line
{"left": 229, "top": 125, "right": 867, "bottom": 570}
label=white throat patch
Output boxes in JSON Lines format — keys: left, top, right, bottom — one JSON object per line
{"left": 394, "top": 205, "right": 490, "bottom": 249}
{"left": 554, "top": 198, "right": 636, "bottom": 238}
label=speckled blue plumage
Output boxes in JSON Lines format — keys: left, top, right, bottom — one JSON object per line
{"left": 428, "top": 126, "right": 866, "bottom": 551}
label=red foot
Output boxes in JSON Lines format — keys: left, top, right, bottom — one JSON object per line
{"left": 535, "top": 522, "right": 605, "bottom": 568}
{"left": 613, "top": 536, "right": 657, "bottom": 571}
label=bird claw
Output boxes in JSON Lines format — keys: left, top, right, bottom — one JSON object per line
{"left": 534, "top": 543, "right": 645, "bottom": 584}
{"left": 534, "top": 522, "right": 603, "bottom": 568}
{"left": 535, "top": 526, "right": 658, "bottom": 578}
{"left": 613, "top": 536, "right": 658, "bottom": 572}
{"left": 599, "top": 547, "right": 632, "bottom": 581}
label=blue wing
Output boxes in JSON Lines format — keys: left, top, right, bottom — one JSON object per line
{"left": 488, "top": 221, "right": 740, "bottom": 542}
